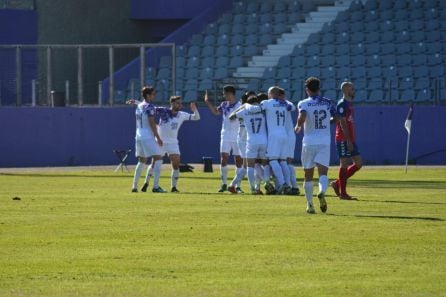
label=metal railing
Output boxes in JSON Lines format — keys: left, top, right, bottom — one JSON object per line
{"left": 0, "top": 0, "right": 34, "bottom": 9}
{"left": 0, "top": 43, "right": 176, "bottom": 106}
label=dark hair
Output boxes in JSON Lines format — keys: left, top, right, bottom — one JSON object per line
{"left": 223, "top": 85, "right": 236, "bottom": 95}
{"left": 241, "top": 90, "right": 256, "bottom": 104}
{"left": 141, "top": 86, "right": 155, "bottom": 99}
{"left": 257, "top": 92, "right": 268, "bottom": 102}
{"left": 169, "top": 96, "right": 181, "bottom": 104}
{"left": 305, "top": 77, "right": 320, "bottom": 92}
{"left": 247, "top": 95, "right": 258, "bottom": 104}
{"left": 278, "top": 87, "right": 285, "bottom": 96}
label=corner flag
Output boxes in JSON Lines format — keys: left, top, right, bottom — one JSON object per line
{"left": 404, "top": 104, "right": 414, "bottom": 134}
{"left": 404, "top": 104, "right": 414, "bottom": 173}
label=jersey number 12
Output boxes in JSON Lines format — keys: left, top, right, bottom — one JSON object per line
{"left": 314, "top": 110, "right": 327, "bottom": 129}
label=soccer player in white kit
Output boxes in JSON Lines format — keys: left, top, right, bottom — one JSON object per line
{"left": 141, "top": 96, "right": 200, "bottom": 192}
{"left": 246, "top": 86, "right": 295, "bottom": 194}
{"left": 229, "top": 95, "right": 268, "bottom": 194}
{"left": 278, "top": 88, "right": 300, "bottom": 195}
{"left": 295, "top": 77, "right": 336, "bottom": 214}
{"left": 131, "top": 86, "right": 165, "bottom": 193}
{"left": 204, "top": 86, "right": 243, "bottom": 192}
{"left": 228, "top": 92, "right": 253, "bottom": 194}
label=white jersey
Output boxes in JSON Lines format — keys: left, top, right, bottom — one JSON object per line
{"left": 237, "top": 118, "right": 247, "bottom": 142}
{"left": 285, "top": 100, "right": 296, "bottom": 139}
{"left": 236, "top": 104, "right": 267, "bottom": 145}
{"left": 249, "top": 98, "right": 295, "bottom": 138}
{"left": 156, "top": 107, "right": 199, "bottom": 144}
{"left": 135, "top": 101, "right": 156, "bottom": 139}
{"left": 297, "top": 96, "right": 336, "bottom": 146}
{"left": 218, "top": 100, "right": 241, "bottom": 141}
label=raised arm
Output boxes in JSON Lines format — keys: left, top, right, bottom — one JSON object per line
{"left": 229, "top": 104, "right": 246, "bottom": 121}
{"left": 189, "top": 102, "right": 200, "bottom": 121}
{"left": 126, "top": 99, "right": 141, "bottom": 105}
{"left": 204, "top": 90, "right": 220, "bottom": 116}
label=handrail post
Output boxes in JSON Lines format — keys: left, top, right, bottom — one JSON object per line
{"left": 140, "top": 45, "right": 145, "bottom": 91}
{"left": 16, "top": 46, "right": 22, "bottom": 106}
{"left": 109, "top": 46, "right": 114, "bottom": 106}
{"left": 172, "top": 44, "right": 176, "bottom": 96}
{"left": 46, "top": 46, "right": 52, "bottom": 106}
{"left": 77, "top": 46, "right": 83, "bottom": 106}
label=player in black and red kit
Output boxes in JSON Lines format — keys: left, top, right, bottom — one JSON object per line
{"left": 331, "top": 82, "right": 362, "bottom": 200}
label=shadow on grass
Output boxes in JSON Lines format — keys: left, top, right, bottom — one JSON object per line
{"left": 361, "top": 199, "right": 446, "bottom": 205}
{"left": 351, "top": 179, "right": 446, "bottom": 189}
{"left": 0, "top": 172, "right": 219, "bottom": 180}
{"left": 327, "top": 213, "right": 444, "bottom": 221}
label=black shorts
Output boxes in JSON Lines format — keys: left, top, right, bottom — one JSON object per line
{"left": 336, "top": 141, "right": 360, "bottom": 158}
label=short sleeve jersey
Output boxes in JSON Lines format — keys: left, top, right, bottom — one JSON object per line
{"left": 135, "top": 101, "right": 156, "bottom": 139}
{"left": 236, "top": 104, "right": 267, "bottom": 145}
{"left": 253, "top": 98, "right": 295, "bottom": 138}
{"left": 297, "top": 96, "right": 336, "bottom": 146}
{"left": 335, "top": 98, "right": 355, "bottom": 142}
{"left": 217, "top": 100, "right": 241, "bottom": 141}
{"left": 156, "top": 107, "right": 192, "bottom": 144}
{"left": 285, "top": 99, "right": 296, "bottom": 139}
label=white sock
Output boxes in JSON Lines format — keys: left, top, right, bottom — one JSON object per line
{"left": 269, "top": 160, "right": 284, "bottom": 186}
{"left": 255, "top": 163, "right": 263, "bottom": 182}
{"left": 303, "top": 181, "right": 314, "bottom": 205}
{"left": 132, "top": 162, "right": 144, "bottom": 189}
{"left": 247, "top": 166, "right": 256, "bottom": 190}
{"left": 263, "top": 164, "right": 271, "bottom": 184}
{"left": 171, "top": 169, "right": 179, "bottom": 188}
{"left": 319, "top": 175, "right": 328, "bottom": 194}
{"left": 220, "top": 165, "right": 228, "bottom": 185}
{"left": 280, "top": 160, "right": 291, "bottom": 186}
{"left": 144, "top": 164, "right": 153, "bottom": 184}
{"left": 236, "top": 167, "right": 246, "bottom": 187}
{"left": 152, "top": 160, "right": 163, "bottom": 189}
{"left": 288, "top": 164, "right": 298, "bottom": 188}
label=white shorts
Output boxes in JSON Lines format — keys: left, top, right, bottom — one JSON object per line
{"left": 266, "top": 135, "right": 288, "bottom": 160}
{"left": 220, "top": 139, "right": 240, "bottom": 156}
{"left": 135, "top": 137, "right": 162, "bottom": 158}
{"left": 237, "top": 140, "right": 247, "bottom": 158}
{"left": 301, "top": 144, "right": 330, "bottom": 169}
{"left": 286, "top": 136, "right": 296, "bottom": 159}
{"left": 246, "top": 143, "right": 267, "bottom": 159}
{"left": 161, "top": 143, "right": 180, "bottom": 156}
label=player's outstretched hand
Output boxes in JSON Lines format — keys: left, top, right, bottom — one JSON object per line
{"left": 126, "top": 99, "right": 136, "bottom": 105}
{"left": 295, "top": 125, "right": 302, "bottom": 134}
{"left": 156, "top": 137, "right": 163, "bottom": 147}
{"left": 204, "top": 90, "right": 209, "bottom": 103}
{"left": 190, "top": 101, "right": 197, "bottom": 111}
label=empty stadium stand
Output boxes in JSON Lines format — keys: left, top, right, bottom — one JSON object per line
{"left": 121, "top": 0, "right": 445, "bottom": 104}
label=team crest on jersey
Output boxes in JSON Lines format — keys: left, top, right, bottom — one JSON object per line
{"left": 218, "top": 101, "right": 238, "bottom": 116}
{"left": 156, "top": 107, "right": 176, "bottom": 124}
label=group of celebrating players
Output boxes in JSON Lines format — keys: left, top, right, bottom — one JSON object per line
{"left": 129, "top": 76, "right": 362, "bottom": 214}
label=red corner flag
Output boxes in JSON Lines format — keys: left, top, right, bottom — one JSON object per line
{"left": 404, "top": 104, "right": 414, "bottom": 134}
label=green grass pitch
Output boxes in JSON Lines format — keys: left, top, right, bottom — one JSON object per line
{"left": 1, "top": 166, "right": 445, "bottom": 297}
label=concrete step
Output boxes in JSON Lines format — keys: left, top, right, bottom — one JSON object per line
{"left": 233, "top": 71, "right": 264, "bottom": 78}
{"left": 277, "top": 37, "right": 307, "bottom": 44}
{"left": 252, "top": 56, "right": 281, "bottom": 63}
{"left": 266, "top": 44, "right": 296, "bottom": 51}
{"left": 248, "top": 60, "right": 276, "bottom": 67}
{"left": 232, "top": 0, "right": 353, "bottom": 79}
{"left": 263, "top": 48, "right": 294, "bottom": 56}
